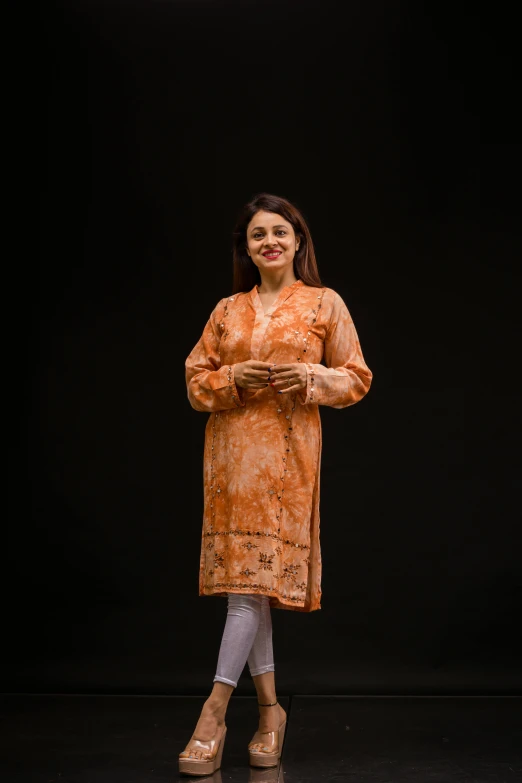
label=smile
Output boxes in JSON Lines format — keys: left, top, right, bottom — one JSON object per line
{"left": 262, "top": 251, "right": 282, "bottom": 259}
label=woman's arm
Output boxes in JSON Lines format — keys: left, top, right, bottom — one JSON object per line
{"left": 185, "top": 300, "right": 245, "bottom": 412}
{"left": 297, "top": 291, "right": 372, "bottom": 408}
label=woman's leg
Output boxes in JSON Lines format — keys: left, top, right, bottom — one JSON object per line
{"left": 214, "top": 593, "right": 285, "bottom": 745}
{"left": 246, "top": 597, "right": 287, "bottom": 752}
{"left": 214, "top": 593, "right": 266, "bottom": 687}
{"left": 247, "top": 594, "right": 275, "bottom": 678}
{"left": 180, "top": 593, "right": 263, "bottom": 759}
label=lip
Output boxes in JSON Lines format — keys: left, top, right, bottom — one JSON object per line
{"left": 262, "top": 251, "right": 282, "bottom": 258}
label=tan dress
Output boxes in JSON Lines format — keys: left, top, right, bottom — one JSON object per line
{"left": 185, "top": 279, "right": 372, "bottom": 612}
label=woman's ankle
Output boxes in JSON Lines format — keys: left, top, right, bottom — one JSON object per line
{"left": 205, "top": 695, "right": 228, "bottom": 720}
{"left": 206, "top": 681, "right": 234, "bottom": 718}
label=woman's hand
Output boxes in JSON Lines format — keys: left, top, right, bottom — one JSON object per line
{"left": 268, "top": 363, "right": 307, "bottom": 394}
{"left": 233, "top": 360, "right": 273, "bottom": 389}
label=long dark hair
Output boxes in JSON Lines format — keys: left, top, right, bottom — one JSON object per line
{"left": 231, "top": 193, "right": 323, "bottom": 294}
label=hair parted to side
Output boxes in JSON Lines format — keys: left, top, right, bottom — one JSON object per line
{"left": 231, "top": 193, "right": 323, "bottom": 294}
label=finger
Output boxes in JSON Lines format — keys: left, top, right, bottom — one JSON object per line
{"left": 251, "top": 361, "right": 275, "bottom": 369}
{"left": 269, "top": 364, "right": 293, "bottom": 374}
{"left": 270, "top": 374, "right": 294, "bottom": 387}
{"left": 278, "top": 383, "right": 301, "bottom": 394}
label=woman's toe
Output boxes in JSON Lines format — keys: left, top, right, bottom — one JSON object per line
{"left": 250, "top": 741, "right": 271, "bottom": 753}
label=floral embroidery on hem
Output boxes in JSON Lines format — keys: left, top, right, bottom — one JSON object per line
{"left": 208, "top": 582, "right": 307, "bottom": 603}
{"left": 282, "top": 561, "right": 302, "bottom": 582}
{"left": 241, "top": 540, "right": 260, "bottom": 551}
{"left": 259, "top": 552, "right": 275, "bottom": 571}
{"left": 204, "top": 528, "right": 309, "bottom": 550}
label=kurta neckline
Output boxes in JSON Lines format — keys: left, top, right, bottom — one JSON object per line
{"left": 250, "top": 278, "right": 303, "bottom": 316}
{"left": 249, "top": 279, "right": 303, "bottom": 359}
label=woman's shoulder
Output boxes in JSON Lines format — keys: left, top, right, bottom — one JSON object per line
{"left": 219, "top": 289, "right": 252, "bottom": 305}
{"left": 300, "top": 282, "right": 343, "bottom": 305}
{"left": 299, "top": 284, "right": 355, "bottom": 325}
{"left": 210, "top": 289, "right": 251, "bottom": 317}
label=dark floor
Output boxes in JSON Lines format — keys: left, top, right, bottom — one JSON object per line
{"left": 0, "top": 694, "right": 521, "bottom": 783}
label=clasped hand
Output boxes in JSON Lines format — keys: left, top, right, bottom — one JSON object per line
{"left": 233, "top": 360, "right": 307, "bottom": 394}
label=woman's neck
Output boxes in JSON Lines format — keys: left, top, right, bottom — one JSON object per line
{"left": 257, "top": 270, "right": 298, "bottom": 294}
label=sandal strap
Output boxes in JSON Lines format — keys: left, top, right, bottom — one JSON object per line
{"left": 258, "top": 700, "right": 278, "bottom": 706}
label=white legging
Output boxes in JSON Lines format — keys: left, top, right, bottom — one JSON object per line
{"left": 213, "top": 593, "right": 275, "bottom": 688}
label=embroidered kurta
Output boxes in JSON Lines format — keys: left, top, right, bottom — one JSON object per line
{"left": 185, "top": 279, "right": 372, "bottom": 612}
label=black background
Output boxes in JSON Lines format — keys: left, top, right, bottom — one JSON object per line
{"left": 11, "top": 1, "right": 521, "bottom": 695}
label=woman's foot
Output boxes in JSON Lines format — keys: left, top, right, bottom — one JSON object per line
{"left": 258, "top": 702, "right": 286, "bottom": 733}
{"left": 249, "top": 702, "right": 287, "bottom": 754}
{"left": 194, "top": 697, "right": 226, "bottom": 739}
{"left": 179, "top": 697, "right": 226, "bottom": 760}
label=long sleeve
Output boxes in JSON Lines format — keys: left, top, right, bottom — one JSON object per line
{"left": 297, "top": 291, "right": 372, "bottom": 408}
{"left": 185, "top": 299, "right": 245, "bottom": 412}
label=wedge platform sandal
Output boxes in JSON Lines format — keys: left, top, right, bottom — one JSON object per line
{"left": 248, "top": 701, "right": 287, "bottom": 768}
{"left": 178, "top": 724, "right": 227, "bottom": 776}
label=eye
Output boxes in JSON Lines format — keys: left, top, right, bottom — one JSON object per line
{"left": 253, "top": 233, "right": 263, "bottom": 239}
{"left": 276, "top": 230, "right": 287, "bottom": 236}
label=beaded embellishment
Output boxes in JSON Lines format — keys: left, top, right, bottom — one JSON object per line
{"left": 219, "top": 296, "right": 234, "bottom": 341}
{"left": 294, "top": 288, "right": 325, "bottom": 402}
{"left": 208, "top": 412, "right": 219, "bottom": 531}
{"left": 305, "top": 363, "right": 316, "bottom": 403}
{"left": 226, "top": 366, "right": 242, "bottom": 407}
{"left": 295, "top": 288, "right": 326, "bottom": 364}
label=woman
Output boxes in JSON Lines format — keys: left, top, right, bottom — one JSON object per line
{"left": 180, "top": 193, "right": 372, "bottom": 775}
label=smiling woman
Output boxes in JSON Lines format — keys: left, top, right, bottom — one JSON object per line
{"left": 180, "top": 193, "right": 373, "bottom": 774}
{"left": 243, "top": 214, "right": 301, "bottom": 323}
{"left": 232, "top": 192, "right": 320, "bottom": 300}
{"left": 247, "top": 212, "right": 300, "bottom": 275}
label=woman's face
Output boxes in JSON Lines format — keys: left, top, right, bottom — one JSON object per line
{"left": 246, "top": 211, "right": 299, "bottom": 275}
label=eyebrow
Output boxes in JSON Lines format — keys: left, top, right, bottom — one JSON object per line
{"left": 250, "top": 224, "right": 289, "bottom": 233}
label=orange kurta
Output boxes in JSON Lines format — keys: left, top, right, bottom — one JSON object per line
{"left": 185, "top": 279, "right": 372, "bottom": 612}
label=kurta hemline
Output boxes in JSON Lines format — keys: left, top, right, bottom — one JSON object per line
{"left": 199, "top": 585, "right": 321, "bottom": 612}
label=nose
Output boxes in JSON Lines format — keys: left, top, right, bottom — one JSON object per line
{"left": 264, "top": 234, "right": 279, "bottom": 246}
